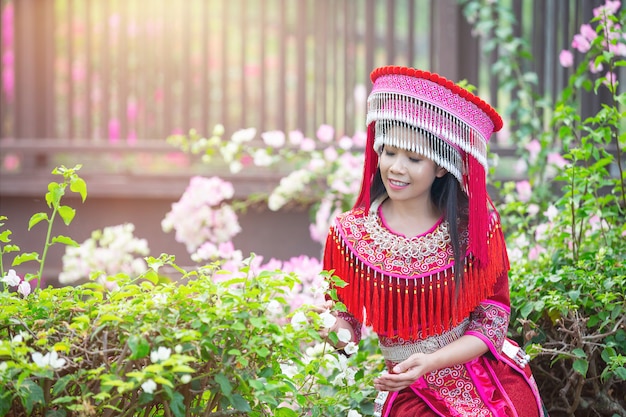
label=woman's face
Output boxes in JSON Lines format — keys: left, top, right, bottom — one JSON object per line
{"left": 378, "top": 127, "right": 446, "bottom": 204}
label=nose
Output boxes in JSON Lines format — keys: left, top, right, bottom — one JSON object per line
{"left": 389, "top": 157, "right": 407, "bottom": 173}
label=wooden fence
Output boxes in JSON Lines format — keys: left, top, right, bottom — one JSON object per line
{"left": 0, "top": 0, "right": 621, "bottom": 279}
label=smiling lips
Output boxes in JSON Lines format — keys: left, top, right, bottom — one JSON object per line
{"left": 388, "top": 179, "right": 409, "bottom": 188}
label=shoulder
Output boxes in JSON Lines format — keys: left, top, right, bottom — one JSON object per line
{"left": 333, "top": 206, "right": 368, "bottom": 227}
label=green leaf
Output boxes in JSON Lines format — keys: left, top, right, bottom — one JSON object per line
{"left": 519, "top": 302, "right": 534, "bottom": 319}
{"left": 45, "top": 410, "right": 67, "bottom": 417}
{"left": 615, "top": 367, "right": 626, "bottom": 381}
{"left": 256, "top": 346, "right": 270, "bottom": 358}
{"left": 0, "top": 230, "right": 12, "bottom": 243}
{"left": 70, "top": 177, "right": 87, "bottom": 202}
{"left": 51, "top": 235, "right": 80, "bottom": 247}
{"left": 28, "top": 213, "right": 49, "bottom": 230}
{"left": 128, "top": 336, "right": 150, "bottom": 360}
{"left": 169, "top": 391, "right": 185, "bottom": 417}
{"left": 46, "top": 182, "right": 64, "bottom": 208}
{"left": 230, "top": 394, "right": 252, "bottom": 412}
{"left": 19, "top": 379, "right": 45, "bottom": 414}
{"left": 573, "top": 358, "right": 589, "bottom": 377}
{"left": 142, "top": 269, "right": 159, "bottom": 285}
{"left": 12, "top": 252, "right": 39, "bottom": 266}
{"left": 274, "top": 407, "right": 299, "bottom": 417}
{"left": 51, "top": 396, "right": 75, "bottom": 405}
{"left": 52, "top": 375, "right": 73, "bottom": 396}
{"left": 57, "top": 205, "right": 76, "bottom": 226}
{"left": 214, "top": 373, "right": 232, "bottom": 396}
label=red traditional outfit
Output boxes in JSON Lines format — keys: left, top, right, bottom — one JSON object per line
{"left": 322, "top": 66, "right": 546, "bottom": 416}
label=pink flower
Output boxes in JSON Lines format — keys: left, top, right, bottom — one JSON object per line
{"left": 589, "top": 60, "right": 604, "bottom": 74}
{"left": 603, "top": 71, "right": 617, "bottom": 87}
{"left": 3, "top": 153, "right": 20, "bottom": 171}
{"left": 593, "top": 1, "right": 621, "bottom": 17}
{"left": 323, "top": 146, "right": 338, "bottom": 162}
{"left": 525, "top": 139, "right": 541, "bottom": 163}
{"left": 300, "top": 138, "right": 316, "bottom": 152}
{"left": 579, "top": 24, "right": 597, "bottom": 42}
{"left": 515, "top": 180, "right": 532, "bottom": 203}
{"left": 338, "top": 136, "right": 353, "bottom": 150}
{"left": 316, "top": 124, "right": 334, "bottom": 143}
{"left": 547, "top": 152, "right": 568, "bottom": 169}
{"left": 571, "top": 34, "right": 591, "bottom": 53}
{"left": 352, "top": 131, "right": 367, "bottom": 148}
{"left": 559, "top": 50, "right": 574, "bottom": 68}
{"left": 108, "top": 119, "right": 120, "bottom": 143}
{"left": 127, "top": 99, "right": 138, "bottom": 121}
{"left": 288, "top": 130, "right": 304, "bottom": 146}
{"left": 528, "top": 245, "right": 546, "bottom": 261}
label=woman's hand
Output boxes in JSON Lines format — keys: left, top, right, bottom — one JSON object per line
{"left": 373, "top": 352, "right": 435, "bottom": 392}
{"left": 373, "top": 335, "right": 489, "bottom": 392}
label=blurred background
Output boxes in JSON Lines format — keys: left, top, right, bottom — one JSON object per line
{"left": 0, "top": 0, "right": 620, "bottom": 283}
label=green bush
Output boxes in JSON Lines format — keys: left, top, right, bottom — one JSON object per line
{"left": 459, "top": 1, "right": 626, "bottom": 415}
{"left": 0, "top": 168, "right": 383, "bottom": 417}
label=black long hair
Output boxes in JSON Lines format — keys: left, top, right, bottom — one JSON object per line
{"left": 369, "top": 166, "right": 468, "bottom": 287}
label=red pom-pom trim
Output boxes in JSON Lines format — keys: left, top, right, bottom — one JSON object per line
{"left": 370, "top": 66, "right": 503, "bottom": 132}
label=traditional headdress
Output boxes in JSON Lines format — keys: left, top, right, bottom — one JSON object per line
{"left": 354, "top": 66, "right": 503, "bottom": 267}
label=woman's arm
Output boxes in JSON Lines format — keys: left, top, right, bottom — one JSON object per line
{"left": 373, "top": 334, "right": 488, "bottom": 392}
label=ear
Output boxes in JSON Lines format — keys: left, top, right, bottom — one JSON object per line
{"left": 435, "top": 166, "right": 448, "bottom": 178}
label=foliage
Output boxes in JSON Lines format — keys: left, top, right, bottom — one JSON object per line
{"left": 0, "top": 171, "right": 383, "bottom": 417}
{"left": 166, "top": 123, "right": 366, "bottom": 245}
{"left": 0, "top": 165, "right": 86, "bottom": 292}
{"left": 461, "top": 1, "right": 626, "bottom": 416}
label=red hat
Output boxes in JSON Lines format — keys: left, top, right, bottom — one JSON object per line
{"left": 354, "top": 66, "right": 503, "bottom": 266}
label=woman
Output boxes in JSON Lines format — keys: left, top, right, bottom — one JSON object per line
{"left": 322, "top": 66, "right": 545, "bottom": 416}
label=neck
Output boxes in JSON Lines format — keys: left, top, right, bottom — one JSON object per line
{"left": 380, "top": 197, "right": 442, "bottom": 238}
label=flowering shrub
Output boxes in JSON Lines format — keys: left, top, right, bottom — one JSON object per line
{"left": 461, "top": 1, "right": 626, "bottom": 415}
{"left": 161, "top": 175, "right": 241, "bottom": 262}
{"left": 58, "top": 223, "right": 150, "bottom": 286}
{"left": 167, "top": 123, "right": 366, "bottom": 245}
{"left": 0, "top": 170, "right": 383, "bottom": 417}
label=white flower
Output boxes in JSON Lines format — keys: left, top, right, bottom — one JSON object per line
{"left": 319, "top": 310, "right": 337, "bottom": 329}
{"left": 32, "top": 350, "right": 66, "bottom": 369}
{"left": 544, "top": 205, "right": 559, "bottom": 222}
{"left": 280, "top": 363, "right": 299, "bottom": 379}
{"left": 266, "top": 300, "right": 283, "bottom": 315}
{"left": 291, "top": 311, "right": 308, "bottom": 331}
{"left": 289, "top": 130, "right": 304, "bottom": 145}
{"left": 150, "top": 346, "right": 171, "bottom": 363}
{"left": 152, "top": 293, "right": 167, "bottom": 305}
{"left": 180, "top": 374, "right": 192, "bottom": 384}
{"left": 17, "top": 281, "right": 31, "bottom": 297}
{"left": 1, "top": 269, "right": 20, "bottom": 287}
{"left": 337, "top": 328, "right": 352, "bottom": 344}
{"left": 212, "top": 124, "right": 225, "bottom": 136}
{"left": 343, "top": 342, "right": 358, "bottom": 355}
{"left": 261, "top": 130, "right": 286, "bottom": 148}
{"left": 253, "top": 149, "right": 274, "bottom": 167}
{"left": 141, "top": 379, "right": 157, "bottom": 394}
{"left": 231, "top": 127, "right": 256, "bottom": 144}
{"left": 229, "top": 160, "right": 243, "bottom": 174}
{"left": 347, "top": 410, "right": 362, "bottom": 417}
